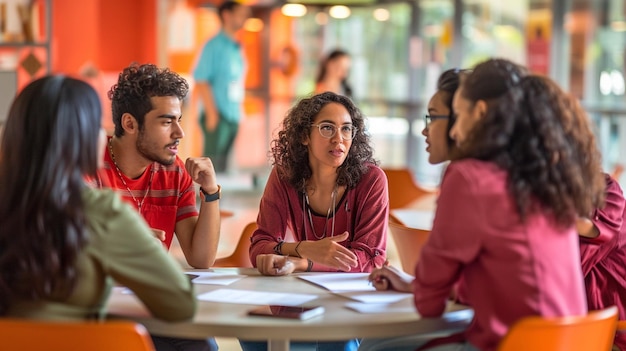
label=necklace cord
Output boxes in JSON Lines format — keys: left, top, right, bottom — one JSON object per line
{"left": 303, "top": 184, "right": 337, "bottom": 240}
{"left": 108, "top": 138, "right": 154, "bottom": 212}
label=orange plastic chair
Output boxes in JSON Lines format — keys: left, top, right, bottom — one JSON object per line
{"left": 389, "top": 212, "right": 405, "bottom": 226}
{"left": 220, "top": 210, "right": 235, "bottom": 218}
{"left": 388, "top": 220, "right": 430, "bottom": 274}
{"left": 611, "top": 164, "right": 624, "bottom": 180}
{"left": 497, "top": 306, "right": 618, "bottom": 351}
{"left": 213, "top": 221, "right": 257, "bottom": 268}
{"left": 0, "top": 319, "right": 155, "bottom": 351}
{"left": 382, "top": 168, "right": 436, "bottom": 209}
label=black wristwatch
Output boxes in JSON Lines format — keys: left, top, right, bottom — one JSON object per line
{"left": 200, "top": 185, "right": 221, "bottom": 202}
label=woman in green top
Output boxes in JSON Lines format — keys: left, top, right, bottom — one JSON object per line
{"left": 0, "top": 76, "right": 196, "bottom": 322}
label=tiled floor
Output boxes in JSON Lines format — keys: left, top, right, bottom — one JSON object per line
{"left": 168, "top": 170, "right": 403, "bottom": 351}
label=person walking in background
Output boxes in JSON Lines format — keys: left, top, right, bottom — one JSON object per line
{"left": 315, "top": 49, "right": 353, "bottom": 99}
{"left": 0, "top": 75, "right": 196, "bottom": 323}
{"left": 193, "top": 0, "right": 250, "bottom": 173}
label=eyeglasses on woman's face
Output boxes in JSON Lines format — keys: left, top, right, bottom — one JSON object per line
{"left": 424, "top": 114, "right": 449, "bottom": 129}
{"left": 311, "top": 122, "right": 357, "bottom": 140}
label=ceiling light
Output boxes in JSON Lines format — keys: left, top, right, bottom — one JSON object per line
{"left": 329, "top": 5, "right": 350, "bottom": 19}
{"left": 281, "top": 3, "right": 307, "bottom": 17}
{"left": 373, "top": 8, "right": 389, "bottom": 21}
{"left": 244, "top": 18, "right": 264, "bottom": 32}
{"left": 611, "top": 20, "right": 626, "bottom": 32}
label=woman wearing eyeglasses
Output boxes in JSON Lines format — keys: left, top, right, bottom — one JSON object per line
{"left": 241, "top": 91, "right": 387, "bottom": 351}
{"left": 250, "top": 91, "right": 388, "bottom": 277}
{"left": 422, "top": 68, "right": 467, "bottom": 165}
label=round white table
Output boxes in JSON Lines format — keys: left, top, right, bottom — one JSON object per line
{"left": 106, "top": 268, "right": 472, "bottom": 351}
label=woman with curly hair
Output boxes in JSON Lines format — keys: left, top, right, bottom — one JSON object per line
{"left": 250, "top": 91, "right": 388, "bottom": 276}
{"left": 243, "top": 91, "right": 387, "bottom": 351}
{"left": 0, "top": 76, "right": 195, "bottom": 322}
{"left": 364, "top": 59, "right": 606, "bottom": 351}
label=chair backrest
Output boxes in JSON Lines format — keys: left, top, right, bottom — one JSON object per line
{"left": 388, "top": 220, "right": 430, "bottom": 275}
{"left": 497, "top": 306, "right": 618, "bottom": 351}
{"left": 612, "top": 164, "right": 624, "bottom": 181}
{"left": 213, "top": 221, "right": 257, "bottom": 268}
{"left": 383, "top": 168, "right": 434, "bottom": 209}
{"left": 0, "top": 319, "right": 155, "bottom": 351}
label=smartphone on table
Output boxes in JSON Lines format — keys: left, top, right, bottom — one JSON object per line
{"left": 247, "top": 305, "right": 325, "bottom": 320}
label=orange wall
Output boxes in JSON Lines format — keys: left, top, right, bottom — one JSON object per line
{"left": 52, "top": 0, "right": 156, "bottom": 74}
{"left": 98, "top": 0, "right": 157, "bottom": 71}
{"left": 51, "top": 0, "right": 99, "bottom": 74}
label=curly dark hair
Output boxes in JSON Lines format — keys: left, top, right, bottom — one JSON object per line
{"left": 460, "top": 59, "right": 605, "bottom": 225}
{"left": 271, "top": 92, "right": 377, "bottom": 190}
{"left": 108, "top": 63, "right": 189, "bottom": 137}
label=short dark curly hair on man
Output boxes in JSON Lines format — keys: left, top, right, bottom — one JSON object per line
{"left": 271, "top": 92, "right": 377, "bottom": 191}
{"left": 108, "top": 63, "right": 189, "bottom": 137}
{"left": 459, "top": 58, "right": 605, "bottom": 225}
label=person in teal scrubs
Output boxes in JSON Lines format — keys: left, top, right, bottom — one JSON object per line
{"left": 193, "top": 0, "right": 250, "bottom": 173}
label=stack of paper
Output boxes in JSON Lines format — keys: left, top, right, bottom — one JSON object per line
{"left": 298, "top": 273, "right": 413, "bottom": 306}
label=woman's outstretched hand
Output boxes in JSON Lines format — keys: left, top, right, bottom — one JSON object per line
{"left": 297, "top": 232, "right": 358, "bottom": 271}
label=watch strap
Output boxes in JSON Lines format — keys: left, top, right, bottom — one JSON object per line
{"left": 200, "top": 185, "right": 221, "bottom": 202}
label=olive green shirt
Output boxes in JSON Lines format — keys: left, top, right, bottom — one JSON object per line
{"left": 7, "top": 187, "right": 196, "bottom": 322}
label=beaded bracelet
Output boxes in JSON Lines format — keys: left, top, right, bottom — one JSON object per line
{"left": 306, "top": 259, "right": 314, "bottom": 272}
{"left": 273, "top": 241, "right": 284, "bottom": 255}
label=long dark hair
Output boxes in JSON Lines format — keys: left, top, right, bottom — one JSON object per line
{"left": 316, "top": 49, "right": 353, "bottom": 98}
{"left": 460, "top": 59, "right": 605, "bottom": 224}
{"left": 271, "top": 91, "right": 376, "bottom": 190}
{"left": 0, "top": 76, "right": 102, "bottom": 314}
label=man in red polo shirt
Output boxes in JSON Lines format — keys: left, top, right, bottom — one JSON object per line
{"left": 97, "top": 63, "right": 221, "bottom": 271}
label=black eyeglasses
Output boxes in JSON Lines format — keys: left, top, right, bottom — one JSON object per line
{"left": 311, "top": 122, "right": 357, "bottom": 140}
{"left": 424, "top": 114, "right": 449, "bottom": 128}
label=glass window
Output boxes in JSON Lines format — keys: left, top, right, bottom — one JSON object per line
{"left": 568, "top": 0, "right": 626, "bottom": 182}
{"left": 292, "top": 4, "right": 410, "bottom": 101}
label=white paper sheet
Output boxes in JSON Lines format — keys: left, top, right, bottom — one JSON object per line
{"left": 344, "top": 302, "right": 416, "bottom": 314}
{"left": 335, "top": 290, "right": 413, "bottom": 304}
{"left": 391, "top": 209, "right": 435, "bottom": 230}
{"left": 196, "top": 288, "right": 318, "bottom": 306}
{"left": 298, "top": 273, "right": 376, "bottom": 292}
{"left": 115, "top": 287, "right": 134, "bottom": 295}
{"left": 186, "top": 272, "right": 245, "bottom": 285}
